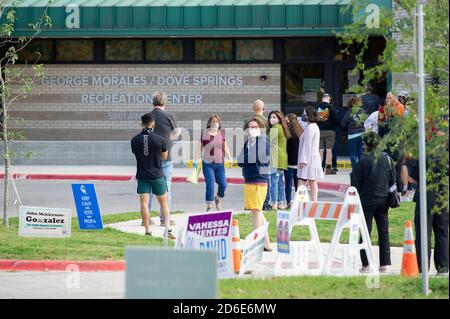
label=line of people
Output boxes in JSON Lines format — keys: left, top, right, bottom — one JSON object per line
{"left": 129, "top": 90, "right": 447, "bottom": 276}
{"left": 349, "top": 88, "right": 448, "bottom": 275}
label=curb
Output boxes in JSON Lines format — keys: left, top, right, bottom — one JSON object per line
{"left": 1, "top": 173, "right": 349, "bottom": 192}
{"left": 1, "top": 174, "right": 349, "bottom": 193}
{"left": 0, "top": 259, "right": 125, "bottom": 272}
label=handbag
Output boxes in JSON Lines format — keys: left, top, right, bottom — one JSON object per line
{"left": 386, "top": 156, "right": 401, "bottom": 208}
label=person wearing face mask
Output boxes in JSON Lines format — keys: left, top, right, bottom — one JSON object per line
{"left": 297, "top": 107, "right": 324, "bottom": 202}
{"left": 193, "top": 115, "right": 233, "bottom": 211}
{"left": 237, "top": 118, "right": 272, "bottom": 251}
{"left": 267, "top": 111, "right": 290, "bottom": 210}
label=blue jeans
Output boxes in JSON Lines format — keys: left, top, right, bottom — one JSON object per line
{"left": 269, "top": 169, "right": 286, "bottom": 206}
{"left": 148, "top": 160, "right": 173, "bottom": 220}
{"left": 348, "top": 136, "right": 364, "bottom": 168}
{"left": 284, "top": 168, "right": 298, "bottom": 204}
{"left": 202, "top": 161, "right": 227, "bottom": 203}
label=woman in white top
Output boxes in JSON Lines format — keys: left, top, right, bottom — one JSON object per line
{"left": 297, "top": 106, "right": 324, "bottom": 201}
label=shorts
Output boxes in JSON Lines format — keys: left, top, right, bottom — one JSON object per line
{"left": 137, "top": 177, "right": 168, "bottom": 196}
{"left": 244, "top": 184, "right": 268, "bottom": 211}
{"left": 319, "top": 130, "right": 336, "bottom": 150}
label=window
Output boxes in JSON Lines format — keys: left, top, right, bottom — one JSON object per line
{"left": 284, "top": 63, "right": 325, "bottom": 105}
{"left": 236, "top": 40, "right": 273, "bottom": 61}
{"left": 18, "top": 40, "right": 53, "bottom": 62}
{"left": 145, "top": 40, "right": 183, "bottom": 61}
{"left": 285, "top": 38, "right": 327, "bottom": 61}
{"left": 105, "top": 40, "right": 142, "bottom": 61}
{"left": 56, "top": 40, "right": 94, "bottom": 62}
{"left": 195, "top": 40, "right": 232, "bottom": 61}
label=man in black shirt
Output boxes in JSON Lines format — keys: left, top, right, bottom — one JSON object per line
{"left": 350, "top": 132, "right": 396, "bottom": 273}
{"left": 361, "top": 85, "right": 381, "bottom": 115}
{"left": 146, "top": 91, "right": 181, "bottom": 226}
{"left": 131, "top": 112, "right": 175, "bottom": 239}
{"left": 409, "top": 159, "right": 448, "bottom": 275}
{"left": 316, "top": 93, "right": 337, "bottom": 174}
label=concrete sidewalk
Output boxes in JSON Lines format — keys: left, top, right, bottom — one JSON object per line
{"left": 107, "top": 212, "right": 438, "bottom": 276}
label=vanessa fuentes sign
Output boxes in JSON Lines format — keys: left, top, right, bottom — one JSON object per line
{"left": 19, "top": 206, "right": 71, "bottom": 238}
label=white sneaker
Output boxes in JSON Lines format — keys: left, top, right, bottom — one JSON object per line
{"left": 379, "top": 266, "right": 389, "bottom": 273}
{"left": 359, "top": 266, "right": 371, "bottom": 273}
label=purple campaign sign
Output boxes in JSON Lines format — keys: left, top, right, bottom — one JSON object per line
{"left": 187, "top": 211, "right": 232, "bottom": 238}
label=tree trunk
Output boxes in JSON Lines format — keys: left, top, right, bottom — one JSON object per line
{"left": 2, "top": 86, "right": 9, "bottom": 228}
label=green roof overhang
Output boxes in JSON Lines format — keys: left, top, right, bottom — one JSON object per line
{"left": 5, "top": 0, "right": 392, "bottom": 38}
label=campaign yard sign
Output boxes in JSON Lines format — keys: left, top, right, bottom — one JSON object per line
{"left": 185, "top": 211, "right": 234, "bottom": 278}
{"left": 71, "top": 184, "right": 103, "bottom": 230}
{"left": 277, "top": 211, "right": 291, "bottom": 254}
{"left": 239, "top": 222, "right": 269, "bottom": 275}
{"left": 19, "top": 206, "right": 71, "bottom": 238}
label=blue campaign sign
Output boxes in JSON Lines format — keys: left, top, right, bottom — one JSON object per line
{"left": 71, "top": 184, "right": 103, "bottom": 230}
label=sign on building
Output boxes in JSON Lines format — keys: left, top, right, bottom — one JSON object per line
{"left": 125, "top": 247, "right": 217, "bottom": 299}
{"left": 71, "top": 183, "right": 103, "bottom": 230}
{"left": 19, "top": 206, "right": 71, "bottom": 238}
{"left": 185, "top": 210, "right": 234, "bottom": 278}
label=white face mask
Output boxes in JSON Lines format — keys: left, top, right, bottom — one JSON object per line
{"left": 212, "top": 123, "right": 220, "bottom": 130}
{"left": 269, "top": 117, "right": 279, "bottom": 126}
{"left": 248, "top": 128, "right": 261, "bottom": 138}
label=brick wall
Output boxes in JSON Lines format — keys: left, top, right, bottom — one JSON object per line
{"left": 8, "top": 64, "right": 281, "bottom": 141}
{"left": 391, "top": 2, "right": 417, "bottom": 94}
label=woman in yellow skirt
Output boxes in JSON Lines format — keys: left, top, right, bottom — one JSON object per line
{"left": 237, "top": 118, "right": 272, "bottom": 251}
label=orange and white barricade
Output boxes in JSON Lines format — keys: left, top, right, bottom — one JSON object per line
{"left": 274, "top": 185, "right": 324, "bottom": 276}
{"left": 275, "top": 186, "right": 376, "bottom": 276}
{"left": 318, "top": 187, "right": 376, "bottom": 275}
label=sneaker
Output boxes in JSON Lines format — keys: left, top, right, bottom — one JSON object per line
{"left": 278, "top": 203, "right": 287, "bottom": 210}
{"left": 160, "top": 219, "right": 175, "bottom": 227}
{"left": 264, "top": 246, "right": 272, "bottom": 252}
{"left": 270, "top": 204, "right": 278, "bottom": 210}
{"left": 437, "top": 267, "right": 449, "bottom": 276}
{"left": 325, "top": 165, "right": 336, "bottom": 175}
{"left": 167, "top": 230, "right": 176, "bottom": 240}
{"left": 144, "top": 232, "right": 152, "bottom": 236}
{"left": 359, "top": 266, "right": 371, "bottom": 273}
{"left": 215, "top": 196, "right": 222, "bottom": 210}
{"left": 379, "top": 266, "right": 389, "bottom": 273}
{"left": 332, "top": 167, "right": 338, "bottom": 173}
{"left": 262, "top": 204, "right": 270, "bottom": 211}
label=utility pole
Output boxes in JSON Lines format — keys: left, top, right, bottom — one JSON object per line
{"left": 415, "top": 1, "right": 429, "bottom": 296}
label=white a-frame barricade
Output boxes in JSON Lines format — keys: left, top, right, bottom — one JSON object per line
{"left": 320, "top": 186, "right": 376, "bottom": 275}
{"left": 275, "top": 185, "right": 376, "bottom": 276}
{"left": 274, "top": 186, "right": 324, "bottom": 275}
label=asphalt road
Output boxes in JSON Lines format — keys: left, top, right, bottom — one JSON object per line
{"left": 0, "top": 180, "right": 343, "bottom": 217}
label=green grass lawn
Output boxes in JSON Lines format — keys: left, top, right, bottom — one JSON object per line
{"left": 219, "top": 275, "right": 449, "bottom": 299}
{"left": 0, "top": 202, "right": 421, "bottom": 260}
{"left": 0, "top": 211, "right": 172, "bottom": 260}
{"left": 234, "top": 202, "right": 418, "bottom": 247}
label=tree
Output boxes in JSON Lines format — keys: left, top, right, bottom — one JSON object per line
{"left": 337, "top": 0, "right": 449, "bottom": 212}
{"left": 1, "top": 0, "right": 51, "bottom": 227}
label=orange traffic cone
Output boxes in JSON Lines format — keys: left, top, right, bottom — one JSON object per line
{"left": 401, "top": 220, "right": 419, "bottom": 277}
{"left": 231, "top": 219, "right": 242, "bottom": 274}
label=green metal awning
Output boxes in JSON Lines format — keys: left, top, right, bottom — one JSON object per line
{"left": 6, "top": 0, "right": 391, "bottom": 37}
